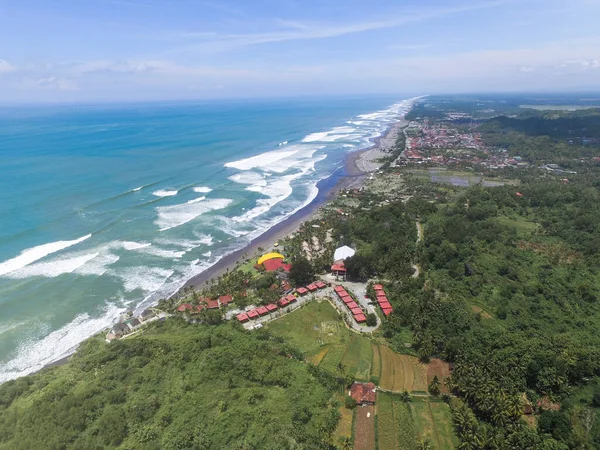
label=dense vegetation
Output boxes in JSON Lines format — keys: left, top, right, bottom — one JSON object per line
{"left": 0, "top": 320, "right": 340, "bottom": 449}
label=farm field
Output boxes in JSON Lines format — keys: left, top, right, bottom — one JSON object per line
{"left": 354, "top": 405, "right": 376, "bottom": 450}
{"left": 378, "top": 345, "right": 429, "bottom": 393}
{"left": 376, "top": 392, "right": 400, "bottom": 450}
{"left": 335, "top": 394, "right": 354, "bottom": 447}
{"left": 341, "top": 335, "right": 373, "bottom": 382}
{"left": 427, "top": 359, "right": 452, "bottom": 395}
{"left": 410, "top": 400, "right": 457, "bottom": 450}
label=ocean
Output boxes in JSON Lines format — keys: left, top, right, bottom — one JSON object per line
{"left": 0, "top": 95, "right": 413, "bottom": 382}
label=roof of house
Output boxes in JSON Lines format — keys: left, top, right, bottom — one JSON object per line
{"left": 306, "top": 283, "right": 317, "bottom": 291}
{"left": 297, "top": 287, "right": 308, "bottom": 294}
{"left": 257, "top": 306, "right": 269, "bottom": 315}
{"left": 206, "top": 300, "right": 220, "bottom": 309}
{"left": 237, "top": 313, "right": 249, "bottom": 322}
{"left": 286, "top": 294, "right": 296, "bottom": 301}
{"left": 278, "top": 298, "right": 290, "bottom": 307}
{"left": 315, "top": 281, "right": 326, "bottom": 288}
{"left": 376, "top": 291, "right": 387, "bottom": 297}
{"left": 334, "top": 246, "right": 356, "bottom": 262}
{"left": 373, "top": 284, "right": 384, "bottom": 291}
{"left": 177, "top": 303, "right": 193, "bottom": 312}
{"left": 140, "top": 309, "right": 155, "bottom": 318}
{"left": 331, "top": 263, "right": 346, "bottom": 272}
{"left": 334, "top": 285, "right": 345, "bottom": 292}
{"left": 247, "top": 310, "right": 260, "bottom": 319}
{"left": 382, "top": 308, "right": 393, "bottom": 316}
{"left": 347, "top": 301, "right": 359, "bottom": 309}
{"left": 341, "top": 295, "right": 353, "bottom": 304}
{"left": 219, "top": 295, "right": 233, "bottom": 305}
{"left": 113, "top": 323, "right": 129, "bottom": 333}
{"left": 263, "top": 258, "right": 292, "bottom": 272}
{"left": 354, "top": 313, "right": 367, "bottom": 323}
{"left": 351, "top": 307, "right": 363, "bottom": 315}
{"left": 350, "top": 382, "right": 377, "bottom": 404}
{"left": 266, "top": 304, "right": 278, "bottom": 312}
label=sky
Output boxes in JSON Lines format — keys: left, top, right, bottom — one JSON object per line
{"left": 0, "top": 0, "right": 599, "bottom": 102}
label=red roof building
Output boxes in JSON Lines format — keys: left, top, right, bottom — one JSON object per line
{"left": 306, "top": 283, "right": 318, "bottom": 292}
{"left": 237, "top": 313, "right": 249, "bottom": 323}
{"left": 334, "top": 285, "right": 346, "bottom": 293}
{"left": 289, "top": 296, "right": 297, "bottom": 303}
{"left": 341, "top": 295, "right": 353, "bottom": 304}
{"left": 177, "top": 303, "right": 193, "bottom": 312}
{"left": 382, "top": 308, "right": 393, "bottom": 317}
{"left": 257, "top": 306, "right": 269, "bottom": 316}
{"left": 266, "top": 304, "right": 278, "bottom": 312}
{"left": 247, "top": 310, "right": 260, "bottom": 320}
{"left": 219, "top": 295, "right": 233, "bottom": 306}
{"left": 195, "top": 305, "right": 205, "bottom": 313}
{"left": 286, "top": 294, "right": 296, "bottom": 302}
{"left": 350, "top": 382, "right": 376, "bottom": 405}
{"left": 315, "top": 281, "right": 326, "bottom": 289}
{"left": 296, "top": 287, "right": 309, "bottom": 295}
{"left": 377, "top": 296, "right": 388, "bottom": 304}
{"left": 354, "top": 313, "right": 367, "bottom": 324}
{"left": 206, "top": 300, "right": 220, "bottom": 309}
{"left": 278, "top": 298, "right": 290, "bottom": 307}
{"left": 331, "top": 263, "right": 346, "bottom": 273}
{"left": 379, "top": 301, "right": 392, "bottom": 310}
{"left": 263, "top": 258, "right": 292, "bottom": 272}
{"left": 351, "top": 307, "right": 363, "bottom": 315}
{"left": 347, "top": 301, "right": 359, "bottom": 310}
{"left": 373, "top": 284, "right": 384, "bottom": 291}
{"left": 376, "top": 291, "right": 387, "bottom": 297}
{"left": 336, "top": 289, "right": 348, "bottom": 297}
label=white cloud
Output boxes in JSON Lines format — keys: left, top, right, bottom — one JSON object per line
{"left": 29, "top": 76, "right": 79, "bottom": 91}
{"left": 0, "top": 60, "right": 16, "bottom": 73}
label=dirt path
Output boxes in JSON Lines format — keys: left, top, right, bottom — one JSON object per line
{"left": 412, "top": 220, "right": 423, "bottom": 278}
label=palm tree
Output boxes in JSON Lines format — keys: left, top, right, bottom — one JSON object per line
{"left": 428, "top": 375, "right": 441, "bottom": 396}
{"left": 416, "top": 439, "right": 434, "bottom": 450}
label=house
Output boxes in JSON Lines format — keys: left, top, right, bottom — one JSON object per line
{"left": 350, "top": 382, "right": 377, "bottom": 405}
{"left": 376, "top": 291, "right": 387, "bottom": 297}
{"left": 140, "top": 309, "right": 155, "bottom": 321}
{"left": 379, "top": 301, "right": 392, "bottom": 310}
{"left": 382, "top": 308, "right": 393, "bottom": 317}
{"left": 266, "top": 304, "right": 278, "bottom": 313}
{"left": 206, "top": 300, "right": 220, "bottom": 309}
{"left": 354, "top": 314, "right": 367, "bottom": 324}
{"left": 247, "top": 310, "right": 260, "bottom": 320}
{"left": 237, "top": 313, "right": 249, "bottom": 323}
{"left": 373, "top": 284, "right": 384, "bottom": 291}
{"left": 315, "top": 280, "right": 327, "bottom": 289}
{"left": 278, "top": 298, "right": 290, "bottom": 307}
{"left": 126, "top": 318, "right": 141, "bottom": 330}
{"left": 347, "top": 301, "right": 359, "bottom": 310}
{"left": 177, "top": 303, "right": 193, "bottom": 312}
{"left": 112, "top": 323, "right": 130, "bottom": 337}
{"left": 331, "top": 263, "right": 346, "bottom": 276}
{"left": 334, "top": 246, "right": 356, "bottom": 262}
{"left": 334, "top": 285, "right": 346, "bottom": 293}
{"left": 219, "top": 295, "right": 234, "bottom": 307}
{"left": 351, "top": 307, "right": 363, "bottom": 315}
{"left": 341, "top": 295, "right": 353, "bottom": 304}
{"left": 296, "top": 287, "right": 309, "bottom": 296}
{"left": 256, "top": 306, "right": 269, "bottom": 316}
{"left": 306, "top": 283, "right": 318, "bottom": 292}
{"left": 286, "top": 294, "right": 296, "bottom": 302}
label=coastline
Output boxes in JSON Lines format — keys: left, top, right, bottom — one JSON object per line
{"left": 180, "top": 119, "right": 404, "bottom": 293}
{"left": 37, "top": 117, "right": 406, "bottom": 375}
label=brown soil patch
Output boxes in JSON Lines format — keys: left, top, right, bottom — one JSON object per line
{"left": 427, "top": 359, "right": 452, "bottom": 394}
{"left": 471, "top": 305, "right": 492, "bottom": 319}
{"left": 354, "top": 406, "right": 376, "bottom": 450}
{"left": 309, "top": 347, "right": 330, "bottom": 365}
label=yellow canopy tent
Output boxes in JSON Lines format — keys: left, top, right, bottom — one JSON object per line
{"left": 257, "top": 252, "right": 285, "bottom": 266}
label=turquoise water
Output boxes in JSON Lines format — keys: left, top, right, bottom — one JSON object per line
{"left": 0, "top": 96, "right": 413, "bottom": 381}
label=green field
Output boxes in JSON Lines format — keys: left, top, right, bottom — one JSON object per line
{"left": 394, "top": 399, "right": 418, "bottom": 450}
{"left": 376, "top": 392, "right": 400, "bottom": 450}
{"left": 267, "top": 301, "right": 372, "bottom": 378}
{"left": 410, "top": 400, "right": 457, "bottom": 450}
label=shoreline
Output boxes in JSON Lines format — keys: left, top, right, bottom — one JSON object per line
{"left": 36, "top": 116, "right": 407, "bottom": 375}
{"left": 180, "top": 119, "right": 404, "bottom": 292}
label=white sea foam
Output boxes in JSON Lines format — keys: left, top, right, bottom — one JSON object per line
{"left": 152, "top": 189, "right": 178, "bottom": 197}
{"left": 0, "top": 303, "right": 124, "bottom": 383}
{"left": 122, "top": 241, "right": 152, "bottom": 250}
{"left": 187, "top": 196, "right": 206, "bottom": 204}
{"left": 7, "top": 252, "right": 100, "bottom": 279}
{"left": 155, "top": 198, "right": 233, "bottom": 231}
{"left": 302, "top": 131, "right": 330, "bottom": 143}
{"left": 225, "top": 149, "right": 298, "bottom": 171}
{"left": 115, "top": 266, "right": 174, "bottom": 293}
{"left": 229, "top": 171, "right": 267, "bottom": 186}
{"left": 278, "top": 141, "right": 288, "bottom": 146}
{"left": 138, "top": 246, "right": 186, "bottom": 259}
{"left": 193, "top": 186, "right": 213, "bottom": 193}
{"left": 132, "top": 186, "right": 143, "bottom": 192}
{"left": 0, "top": 234, "right": 91, "bottom": 277}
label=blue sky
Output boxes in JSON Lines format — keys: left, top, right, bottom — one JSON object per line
{"left": 0, "top": 0, "right": 599, "bottom": 102}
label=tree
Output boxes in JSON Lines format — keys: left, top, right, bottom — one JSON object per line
{"left": 344, "top": 396, "right": 357, "bottom": 409}
{"left": 289, "top": 257, "right": 315, "bottom": 287}
{"left": 429, "top": 375, "right": 441, "bottom": 396}
{"left": 344, "top": 254, "right": 375, "bottom": 282}
{"left": 416, "top": 438, "right": 434, "bottom": 450}
{"left": 366, "top": 313, "right": 377, "bottom": 327}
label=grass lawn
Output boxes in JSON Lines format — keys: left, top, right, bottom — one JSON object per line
{"left": 266, "top": 300, "right": 351, "bottom": 357}
{"left": 334, "top": 394, "right": 354, "bottom": 445}
{"left": 371, "top": 343, "right": 382, "bottom": 383}
{"left": 496, "top": 214, "right": 539, "bottom": 236}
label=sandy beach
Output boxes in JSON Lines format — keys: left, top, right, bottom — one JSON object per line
{"left": 180, "top": 119, "right": 405, "bottom": 293}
